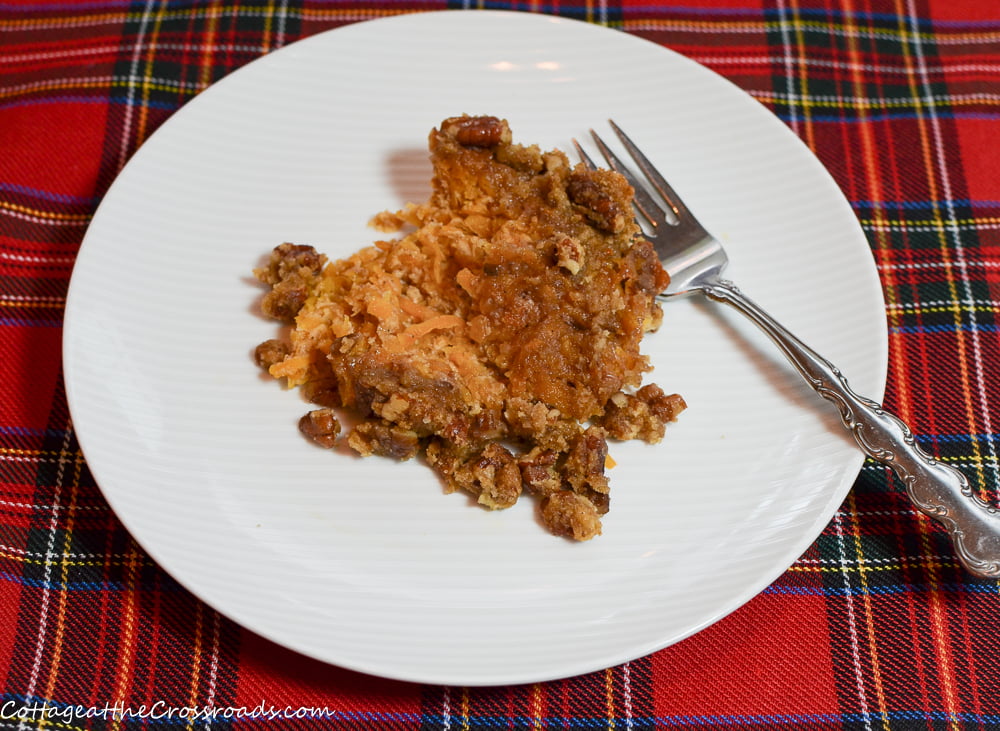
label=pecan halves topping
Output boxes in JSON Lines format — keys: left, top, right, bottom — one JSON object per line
{"left": 253, "top": 339, "right": 289, "bottom": 370}
{"left": 256, "top": 243, "right": 326, "bottom": 322}
{"left": 299, "top": 409, "right": 341, "bottom": 448}
{"left": 441, "top": 115, "right": 512, "bottom": 148}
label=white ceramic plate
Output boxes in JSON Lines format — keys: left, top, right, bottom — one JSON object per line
{"left": 64, "top": 11, "right": 887, "bottom": 686}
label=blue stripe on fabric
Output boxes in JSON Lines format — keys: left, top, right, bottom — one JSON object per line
{"left": 918, "top": 433, "right": 1000, "bottom": 443}
{"left": 851, "top": 199, "right": 1000, "bottom": 210}
{"left": 773, "top": 111, "right": 1000, "bottom": 123}
{"left": 0, "top": 426, "right": 72, "bottom": 438}
{"left": 0, "top": 0, "right": 131, "bottom": 8}
{"left": 0, "top": 571, "right": 124, "bottom": 592}
{"left": 0, "top": 319, "right": 63, "bottom": 328}
{"left": 0, "top": 96, "right": 180, "bottom": 112}
{"left": 0, "top": 183, "right": 100, "bottom": 206}
{"left": 888, "top": 324, "right": 1000, "bottom": 335}
{"left": 655, "top": 713, "right": 1000, "bottom": 726}
{"left": 7, "top": 567, "right": 996, "bottom": 597}
{"left": 762, "top": 6, "right": 1000, "bottom": 30}
{"left": 0, "top": 570, "right": 183, "bottom": 593}
{"left": 763, "top": 582, "right": 1000, "bottom": 597}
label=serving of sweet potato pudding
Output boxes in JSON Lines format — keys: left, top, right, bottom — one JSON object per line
{"left": 252, "top": 115, "right": 685, "bottom": 540}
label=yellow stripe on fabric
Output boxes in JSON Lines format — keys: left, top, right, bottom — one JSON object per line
{"left": 789, "top": 0, "right": 818, "bottom": 152}
{"left": 750, "top": 91, "right": 1000, "bottom": 110}
{"left": 264, "top": 0, "right": 276, "bottom": 52}
{"left": 261, "top": 0, "right": 275, "bottom": 54}
{"left": 787, "top": 556, "right": 950, "bottom": 575}
{"left": 0, "top": 77, "right": 204, "bottom": 99}
{"left": 460, "top": 687, "right": 471, "bottom": 731}
{"left": 529, "top": 683, "right": 544, "bottom": 731}
{"left": 862, "top": 216, "right": 1000, "bottom": 230}
{"left": 0, "top": 209, "right": 89, "bottom": 227}
{"left": 296, "top": 6, "right": 424, "bottom": 20}
{"left": 0, "top": 12, "right": 128, "bottom": 30}
{"left": 0, "top": 201, "right": 90, "bottom": 222}
{"left": 885, "top": 303, "right": 1000, "bottom": 316}
{"left": 0, "top": 550, "right": 138, "bottom": 568}
{"left": 624, "top": 19, "right": 769, "bottom": 32}
{"left": 198, "top": 2, "right": 221, "bottom": 93}
{"left": 0, "top": 449, "right": 75, "bottom": 457}
{"left": 604, "top": 667, "right": 616, "bottom": 727}
{"left": 136, "top": 2, "right": 171, "bottom": 146}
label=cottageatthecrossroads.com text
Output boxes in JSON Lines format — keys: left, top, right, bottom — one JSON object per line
{"left": 2, "top": 700, "right": 348, "bottom": 723}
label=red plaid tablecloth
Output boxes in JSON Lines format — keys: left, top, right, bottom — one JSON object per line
{"left": 2, "top": 0, "right": 999, "bottom": 728}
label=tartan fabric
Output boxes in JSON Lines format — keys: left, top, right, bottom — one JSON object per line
{"left": 2, "top": 0, "right": 999, "bottom": 728}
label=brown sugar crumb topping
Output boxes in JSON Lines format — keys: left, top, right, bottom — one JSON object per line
{"left": 253, "top": 115, "right": 686, "bottom": 540}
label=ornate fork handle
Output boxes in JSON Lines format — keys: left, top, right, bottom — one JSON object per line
{"left": 697, "top": 279, "right": 1000, "bottom": 579}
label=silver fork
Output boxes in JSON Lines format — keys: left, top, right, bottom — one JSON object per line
{"left": 577, "top": 121, "right": 1000, "bottom": 579}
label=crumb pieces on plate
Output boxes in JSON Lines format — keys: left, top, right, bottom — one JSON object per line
{"left": 252, "top": 115, "right": 685, "bottom": 540}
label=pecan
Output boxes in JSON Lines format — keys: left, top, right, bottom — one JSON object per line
{"left": 253, "top": 339, "right": 288, "bottom": 369}
{"left": 260, "top": 280, "right": 307, "bottom": 321}
{"left": 566, "top": 172, "right": 628, "bottom": 233}
{"left": 518, "top": 448, "right": 561, "bottom": 495}
{"left": 256, "top": 242, "right": 324, "bottom": 285}
{"left": 256, "top": 243, "right": 326, "bottom": 322}
{"left": 599, "top": 386, "right": 686, "bottom": 443}
{"left": 299, "top": 409, "right": 341, "bottom": 449}
{"left": 539, "top": 491, "right": 602, "bottom": 541}
{"left": 347, "top": 419, "right": 421, "bottom": 460}
{"left": 301, "top": 376, "right": 341, "bottom": 408}
{"left": 426, "top": 440, "right": 522, "bottom": 509}
{"left": 599, "top": 391, "right": 662, "bottom": 443}
{"left": 637, "top": 383, "right": 687, "bottom": 423}
{"left": 442, "top": 115, "right": 511, "bottom": 148}
{"left": 625, "top": 237, "right": 670, "bottom": 296}
{"left": 564, "top": 426, "right": 609, "bottom": 491}
{"left": 470, "top": 443, "right": 523, "bottom": 509}
{"left": 563, "top": 426, "right": 610, "bottom": 513}
{"left": 554, "top": 235, "right": 585, "bottom": 275}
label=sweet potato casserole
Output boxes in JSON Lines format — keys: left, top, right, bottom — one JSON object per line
{"left": 253, "top": 115, "right": 685, "bottom": 540}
